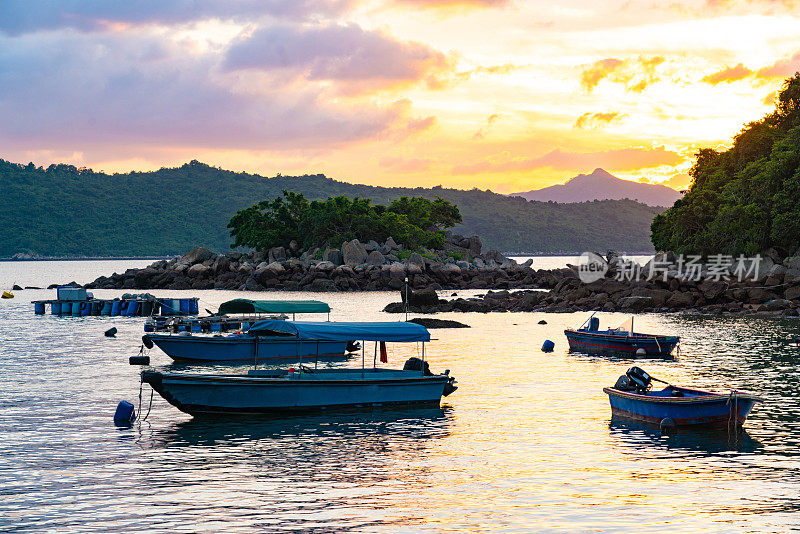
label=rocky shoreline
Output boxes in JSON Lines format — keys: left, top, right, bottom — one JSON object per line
{"left": 384, "top": 251, "right": 800, "bottom": 317}
{"left": 85, "top": 235, "right": 558, "bottom": 292}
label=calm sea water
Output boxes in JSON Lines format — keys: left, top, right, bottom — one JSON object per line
{"left": 1, "top": 260, "right": 798, "bottom": 533}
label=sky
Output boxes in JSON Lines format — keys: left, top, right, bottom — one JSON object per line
{"left": 1, "top": 1, "right": 799, "bottom": 193}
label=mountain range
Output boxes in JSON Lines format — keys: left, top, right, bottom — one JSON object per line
{"left": 511, "top": 168, "right": 682, "bottom": 207}
{"left": 0, "top": 159, "right": 664, "bottom": 257}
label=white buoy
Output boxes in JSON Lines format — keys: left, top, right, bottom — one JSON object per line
{"left": 636, "top": 348, "right": 646, "bottom": 357}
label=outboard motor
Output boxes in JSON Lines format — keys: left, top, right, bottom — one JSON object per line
{"left": 403, "top": 357, "right": 433, "bottom": 376}
{"left": 403, "top": 358, "right": 458, "bottom": 396}
{"left": 346, "top": 340, "right": 361, "bottom": 353}
{"left": 626, "top": 366, "right": 652, "bottom": 393}
{"left": 614, "top": 374, "right": 636, "bottom": 391}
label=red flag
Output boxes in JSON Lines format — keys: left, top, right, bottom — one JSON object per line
{"left": 379, "top": 341, "right": 388, "bottom": 363}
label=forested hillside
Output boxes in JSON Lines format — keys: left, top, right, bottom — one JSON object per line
{"left": 0, "top": 159, "right": 662, "bottom": 256}
{"left": 652, "top": 74, "right": 800, "bottom": 257}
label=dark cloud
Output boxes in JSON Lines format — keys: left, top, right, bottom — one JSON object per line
{"left": 224, "top": 24, "right": 452, "bottom": 91}
{"left": 0, "top": 31, "right": 421, "bottom": 153}
{"left": 702, "top": 63, "right": 752, "bottom": 84}
{"left": 0, "top": 1, "right": 355, "bottom": 35}
{"left": 452, "top": 146, "right": 682, "bottom": 174}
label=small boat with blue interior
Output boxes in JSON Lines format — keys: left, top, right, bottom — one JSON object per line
{"left": 564, "top": 314, "right": 679, "bottom": 357}
{"left": 604, "top": 366, "right": 762, "bottom": 428}
{"left": 142, "top": 299, "right": 355, "bottom": 362}
{"left": 141, "top": 320, "right": 458, "bottom": 415}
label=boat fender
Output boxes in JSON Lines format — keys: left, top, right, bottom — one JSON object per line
{"left": 113, "top": 400, "right": 136, "bottom": 426}
{"left": 105, "top": 327, "right": 117, "bottom": 337}
{"left": 635, "top": 348, "right": 646, "bottom": 358}
{"left": 541, "top": 340, "right": 555, "bottom": 352}
{"left": 141, "top": 335, "right": 154, "bottom": 349}
{"left": 129, "top": 355, "right": 150, "bottom": 365}
{"left": 659, "top": 417, "right": 676, "bottom": 435}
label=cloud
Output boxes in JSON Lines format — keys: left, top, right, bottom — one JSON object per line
{"left": 756, "top": 51, "right": 800, "bottom": 79}
{"left": 224, "top": 24, "right": 454, "bottom": 92}
{"left": 452, "top": 146, "right": 683, "bottom": 175}
{"left": 580, "top": 56, "right": 664, "bottom": 92}
{"left": 573, "top": 111, "right": 624, "bottom": 129}
{"left": 762, "top": 91, "right": 777, "bottom": 106}
{"left": 0, "top": 30, "right": 427, "bottom": 153}
{"left": 580, "top": 58, "right": 624, "bottom": 90}
{"left": 659, "top": 173, "right": 691, "bottom": 190}
{"left": 392, "top": 0, "right": 510, "bottom": 8}
{"left": 701, "top": 63, "right": 752, "bottom": 84}
{"left": 0, "top": 1, "right": 355, "bottom": 35}
{"left": 472, "top": 113, "right": 503, "bottom": 139}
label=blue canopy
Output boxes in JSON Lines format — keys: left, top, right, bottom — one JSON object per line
{"left": 247, "top": 320, "right": 431, "bottom": 342}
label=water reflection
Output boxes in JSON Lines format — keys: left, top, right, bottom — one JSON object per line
{"left": 608, "top": 419, "right": 762, "bottom": 455}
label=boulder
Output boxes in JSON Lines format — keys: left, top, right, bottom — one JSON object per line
{"left": 310, "top": 278, "right": 337, "bottom": 291}
{"left": 266, "top": 261, "right": 285, "bottom": 274}
{"left": 244, "top": 277, "right": 263, "bottom": 291}
{"left": 619, "top": 296, "right": 654, "bottom": 311}
{"left": 785, "top": 285, "right": 800, "bottom": 300}
{"left": 408, "top": 252, "right": 425, "bottom": 268}
{"left": 342, "top": 239, "right": 368, "bottom": 266}
{"left": 441, "top": 263, "right": 462, "bottom": 275}
{"left": 484, "top": 249, "right": 506, "bottom": 264}
{"left": 698, "top": 279, "right": 727, "bottom": 301}
{"left": 212, "top": 256, "right": 230, "bottom": 274}
{"left": 456, "top": 260, "right": 471, "bottom": 271}
{"left": 784, "top": 255, "right": 800, "bottom": 271}
{"left": 666, "top": 291, "right": 694, "bottom": 308}
{"left": 187, "top": 264, "right": 210, "bottom": 277}
{"left": 365, "top": 240, "right": 381, "bottom": 252}
{"left": 238, "top": 262, "right": 253, "bottom": 274}
{"left": 178, "top": 246, "right": 215, "bottom": 266}
{"left": 764, "top": 299, "right": 792, "bottom": 311}
{"left": 315, "top": 260, "right": 335, "bottom": 272}
{"left": 268, "top": 246, "right": 287, "bottom": 264}
{"left": 404, "top": 288, "right": 439, "bottom": 306}
{"left": 389, "top": 262, "right": 407, "bottom": 278}
{"left": 366, "top": 250, "right": 386, "bottom": 266}
{"left": 323, "top": 248, "right": 343, "bottom": 266}
{"left": 467, "top": 236, "right": 482, "bottom": 257}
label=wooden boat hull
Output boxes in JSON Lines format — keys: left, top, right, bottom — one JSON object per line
{"left": 142, "top": 369, "right": 451, "bottom": 415}
{"left": 565, "top": 329, "right": 679, "bottom": 357}
{"left": 604, "top": 386, "right": 762, "bottom": 427}
{"left": 145, "top": 334, "right": 350, "bottom": 362}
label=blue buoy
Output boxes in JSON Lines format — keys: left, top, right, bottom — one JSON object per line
{"left": 113, "top": 400, "right": 136, "bottom": 426}
{"left": 542, "top": 339, "right": 555, "bottom": 352}
{"left": 34, "top": 302, "right": 46, "bottom": 315}
{"left": 188, "top": 299, "right": 199, "bottom": 314}
{"left": 101, "top": 300, "right": 112, "bottom": 316}
{"left": 80, "top": 302, "right": 91, "bottom": 316}
{"left": 127, "top": 300, "right": 140, "bottom": 316}
{"left": 51, "top": 301, "right": 61, "bottom": 315}
{"left": 111, "top": 300, "right": 122, "bottom": 316}
{"left": 71, "top": 302, "right": 81, "bottom": 316}
{"left": 105, "top": 327, "right": 117, "bottom": 337}
{"left": 180, "top": 298, "right": 191, "bottom": 314}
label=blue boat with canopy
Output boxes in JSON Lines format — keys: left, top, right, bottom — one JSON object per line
{"left": 141, "top": 320, "right": 458, "bottom": 415}
{"left": 142, "top": 300, "right": 350, "bottom": 362}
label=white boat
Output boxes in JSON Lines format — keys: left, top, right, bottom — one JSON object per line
{"left": 141, "top": 320, "right": 458, "bottom": 415}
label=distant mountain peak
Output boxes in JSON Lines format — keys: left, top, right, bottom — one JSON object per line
{"left": 510, "top": 168, "right": 681, "bottom": 207}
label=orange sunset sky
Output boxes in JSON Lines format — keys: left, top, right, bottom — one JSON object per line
{"left": 1, "top": 1, "right": 799, "bottom": 193}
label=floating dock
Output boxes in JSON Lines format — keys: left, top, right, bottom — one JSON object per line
{"left": 33, "top": 287, "right": 199, "bottom": 317}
